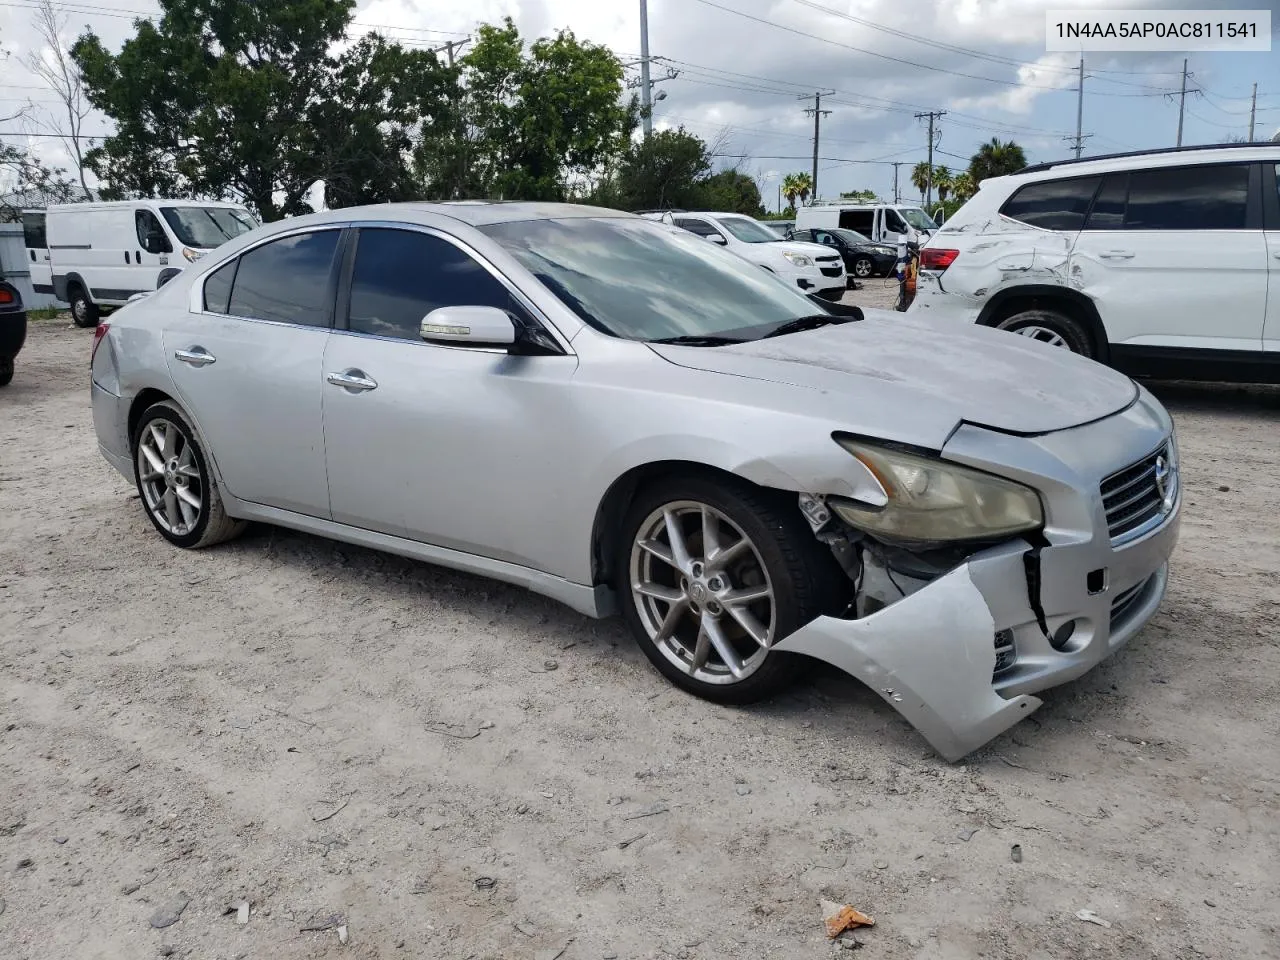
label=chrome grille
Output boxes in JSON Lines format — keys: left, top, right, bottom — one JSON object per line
{"left": 1100, "top": 443, "right": 1171, "bottom": 543}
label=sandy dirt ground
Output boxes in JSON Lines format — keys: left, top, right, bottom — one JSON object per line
{"left": 2, "top": 304, "right": 1278, "bottom": 960}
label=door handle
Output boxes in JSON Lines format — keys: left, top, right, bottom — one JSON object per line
{"left": 174, "top": 347, "right": 216, "bottom": 367}
{"left": 1099, "top": 250, "right": 1135, "bottom": 260}
{"left": 326, "top": 369, "right": 378, "bottom": 392}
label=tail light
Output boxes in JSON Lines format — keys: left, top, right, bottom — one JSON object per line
{"left": 0, "top": 287, "right": 14, "bottom": 305}
{"left": 920, "top": 248, "right": 960, "bottom": 271}
{"left": 91, "top": 322, "right": 110, "bottom": 367}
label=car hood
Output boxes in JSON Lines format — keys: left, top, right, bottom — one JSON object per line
{"left": 759, "top": 240, "right": 841, "bottom": 260}
{"left": 648, "top": 309, "right": 1137, "bottom": 446}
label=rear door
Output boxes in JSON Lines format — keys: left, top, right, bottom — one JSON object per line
{"left": 1264, "top": 162, "right": 1280, "bottom": 353}
{"left": 1070, "top": 162, "right": 1267, "bottom": 353}
{"left": 162, "top": 228, "right": 340, "bottom": 517}
{"left": 22, "top": 212, "right": 53, "bottom": 297}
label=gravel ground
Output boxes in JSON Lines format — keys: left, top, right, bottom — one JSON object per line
{"left": 1, "top": 309, "right": 1278, "bottom": 960}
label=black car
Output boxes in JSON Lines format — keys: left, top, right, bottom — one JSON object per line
{"left": 0, "top": 279, "right": 26, "bottom": 387}
{"left": 788, "top": 227, "right": 899, "bottom": 281}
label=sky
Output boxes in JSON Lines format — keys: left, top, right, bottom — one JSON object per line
{"left": 1, "top": 0, "right": 1278, "bottom": 211}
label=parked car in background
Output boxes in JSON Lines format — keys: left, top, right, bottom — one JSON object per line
{"left": 28, "top": 200, "right": 259, "bottom": 327}
{"left": 764, "top": 219, "right": 794, "bottom": 237}
{"left": 91, "top": 202, "right": 1180, "bottom": 760}
{"left": 789, "top": 226, "right": 899, "bottom": 280}
{"left": 643, "top": 210, "right": 846, "bottom": 300}
{"left": 796, "top": 201, "right": 937, "bottom": 246}
{"left": 0, "top": 278, "right": 27, "bottom": 387}
{"left": 909, "top": 143, "right": 1280, "bottom": 381}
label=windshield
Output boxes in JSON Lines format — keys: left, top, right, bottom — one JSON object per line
{"left": 715, "top": 216, "right": 783, "bottom": 244}
{"left": 160, "top": 206, "right": 258, "bottom": 248}
{"left": 831, "top": 228, "right": 871, "bottom": 245}
{"left": 897, "top": 207, "right": 938, "bottom": 231}
{"left": 480, "top": 217, "right": 829, "bottom": 342}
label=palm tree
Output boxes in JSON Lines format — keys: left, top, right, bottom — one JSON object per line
{"left": 951, "top": 171, "right": 977, "bottom": 202}
{"left": 910, "top": 161, "right": 932, "bottom": 202}
{"left": 967, "top": 138, "right": 1027, "bottom": 185}
{"left": 781, "top": 172, "right": 803, "bottom": 209}
{"left": 933, "top": 165, "right": 953, "bottom": 203}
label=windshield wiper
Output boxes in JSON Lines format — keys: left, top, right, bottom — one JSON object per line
{"left": 761, "top": 314, "right": 855, "bottom": 339}
{"left": 649, "top": 334, "right": 745, "bottom": 346}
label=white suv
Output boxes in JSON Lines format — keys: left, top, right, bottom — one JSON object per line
{"left": 645, "top": 211, "right": 847, "bottom": 301}
{"left": 909, "top": 144, "right": 1280, "bottom": 382}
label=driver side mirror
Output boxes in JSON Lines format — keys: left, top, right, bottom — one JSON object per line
{"left": 706, "top": 234, "right": 728, "bottom": 245}
{"left": 144, "top": 232, "right": 169, "bottom": 254}
{"left": 420, "top": 305, "right": 516, "bottom": 347}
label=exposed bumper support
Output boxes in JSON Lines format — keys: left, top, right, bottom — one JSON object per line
{"left": 775, "top": 563, "right": 1040, "bottom": 761}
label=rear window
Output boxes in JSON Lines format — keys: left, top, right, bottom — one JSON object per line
{"left": 1000, "top": 176, "right": 1101, "bottom": 231}
{"left": 1123, "top": 163, "right": 1249, "bottom": 230}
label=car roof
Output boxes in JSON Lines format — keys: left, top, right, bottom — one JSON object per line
{"left": 328, "top": 200, "right": 634, "bottom": 227}
{"left": 1016, "top": 141, "right": 1278, "bottom": 176}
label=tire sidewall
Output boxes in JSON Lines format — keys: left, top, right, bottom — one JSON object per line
{"left": 615, "top": 476, "right": 808, "bottom": 702}
{"left": 853, "top": 256, "right": 873, "bottom": 278}
{"left": 0, "top": 356, "right": 12, "bottom": 386}
{"left": 132, "top": 402, "right": 214, "bottom": 548}
{"left": 997, "top": 309, "right": 1094, "bottom": 357}
{"left": 70, "top": 287, "right": 98, "bottom": 328}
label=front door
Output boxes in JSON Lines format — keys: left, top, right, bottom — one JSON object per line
{"left": 134, "top": 208, "right": 172, "bottom": 293}
{"left": 162, "top": 228, "right": 342, "bottom": 517}
{"left": 23, "top": 211, "right": 53, "bottom": 297}
{"left": 321, "top": 226, "right": 578, "bottom": 569}
{"left": 1070, "top": 163, "right": 1267, "bottom": 353}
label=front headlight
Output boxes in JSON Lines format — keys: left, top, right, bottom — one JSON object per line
{"left": 830, "top": 437, "right": 1044, "bottom": 543}
{"left": 782, "top": 252, "right": 813, "bottom": 267}
{"left": 181, "top": 247, "right": 202, "bottom": 262}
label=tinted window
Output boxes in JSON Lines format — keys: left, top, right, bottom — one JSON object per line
{"left": 135, "top": 210, "right": 171, "bottom": 252}
{"left": 674, "top": 218, "right": 720, "bottom": 238}
{"left": 838, "top": 211, "right": 875, "bottom": 233}
{"left": 22, "top": 212, "right": 46, "bottom": 249}
{"left": 883, "top": 209, "right": 908, "bottom": 233}
{"left": 1124, "top": 164, "right": 1249, "bottom": 230}
{"left": 203, "top": 259, "right": 237, "bottom": 314}
{"left": 228, "top": 231, "right": 339, "bottom": 326}
{"left": 347, "top": 229, "right": 522, "bottom": 341}
{"left": 1001, "top": 176, "right": 1100, "bottom": 231}
{"left": 1085, "top": 173, "right": 1128, "bottom": 230}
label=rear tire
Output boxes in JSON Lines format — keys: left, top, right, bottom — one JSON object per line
{"left": 616, "top": 474, "right": 846, "bottom": 705}
{"left": 132, "top": 401, "right": 246, "bottom": 549}
{"left": 69, "top": 285, "right": 98, "bottom": 328}
{"left": 0, "top": 357, "right": 12, "bottom": 387}
{"left": 996, "top": 308, "right": 1095, "bottom": 358}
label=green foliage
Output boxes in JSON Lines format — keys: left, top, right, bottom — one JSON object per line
{"left": 592, "top": 129, "right": 761, "bottom": 215}
{"left": 838, "top": 188, "right": 877, "bottom": 202}
{"left": 910, "top": 161, "right": 932, "bottom": 200}
{"left": 967, "top": 138, "right": 1027, "bottom": 185}
{"left": 950, "top": 171, "right": 977, "bottom": 202}
{"left": 0, "top": 140, "right": 79, "bottom": 220}
{"left": 73, "top": 5, "right": 635, "bottom": 217}
{"left": 699, "top": 170, "right": 763, "bottom": 216}
{"left": 781, "top": 171, "right": 812, "bottom": 208}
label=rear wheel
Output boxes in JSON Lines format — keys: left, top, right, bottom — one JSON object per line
{"left": 996, "top": 308, "right": 1094, "bottom": 358}
{"left": 133, "top": 401, "right": 246, "bottom": 549}
{"left": 69, "top": 285, "right": 98, "bottom": 328}
{"left": 616, "top": 475, "right": 845, "bottom": 704}
{"left": 0, "top": 357, "right": 12, "bottom": 387}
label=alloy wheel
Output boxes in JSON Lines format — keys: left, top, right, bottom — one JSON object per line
{"left": 136, "top": 418, "right": 204, "bottom": 536}
{"left": 628, "top": 500, "right": 776, "bottom": 684}
{"left": 854, "top": 258, "right": 873, "bottom": 278}
{"left": 1013, "top": 325, "right": 1069, "bottom": 348}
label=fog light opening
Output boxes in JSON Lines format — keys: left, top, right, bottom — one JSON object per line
{"left": 1050, "top": 619, "right": 1077, "bottom": 651}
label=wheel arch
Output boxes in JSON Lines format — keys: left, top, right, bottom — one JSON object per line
{"left": 126, "top": 388, "right": 230, "bottom": 491}
{"left": 63, "top": 272, "right": 92, "bottom": 300}
{"left": 975, "top": 285, "right": 1110, "bottom": 362}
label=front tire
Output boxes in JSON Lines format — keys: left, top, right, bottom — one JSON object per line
{"left": 69, "top": 285, "right": 98, "bottom": 328}
{"left": 0, "top": 357, "right": 12, "bottom": 387}
{"left": 852, "top": 256, "right": 874, "bottom": 279}
{"left": 132, "top": 401, "right": 246, "bottom": 549}
{"left": 996, "top": 308, "right": 1094, "bottom": 357}
{"left": 616, "top": 475, "right": 845, "bottom": 705}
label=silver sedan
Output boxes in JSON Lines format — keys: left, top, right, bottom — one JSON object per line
{"left": 90, "top": 202, "right": 1180, "bottom": 760}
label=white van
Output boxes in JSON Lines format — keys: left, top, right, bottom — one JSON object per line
{"left": 795, "top": 202, "right": 938, "bottom": 246}
{"left": 29, "top": 199, "right": 258, "bottom": 326}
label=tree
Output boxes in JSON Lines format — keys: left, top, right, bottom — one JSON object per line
{"left": 910, "top": 161, "right": 932, "bottom": 202}
{"left": 593, "top": 128, "right": 711, "bottom": 210}
{"left": 967, "top": 138, "right": 1027, "bottom": 185}
{"left": 0, "top": 139, "right": 80, "bottom": 222}
{"left": 700, "top": 169, "right": 763, "bottom": 216}
{"left": 950, "top": 171, "right": 976, "bottom": 202}
{"left": 26, "top": 0, "right": 92, "bottom": 194}
{"left": 781, "top": 171, "right": 812, "bottom": 209}
{"left": 932, "top": 165, "right": 953, "bottom": 203}
{"left": 839, "top": 188, "right": 877, "bottom": 202}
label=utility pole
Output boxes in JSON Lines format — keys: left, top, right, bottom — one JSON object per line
{"left": 1249, "top": 82, "right": 1257, "bottom": 141}
{"left": 1073, "top": 55, "right": 1085, "bottom": 158}
{"left": 1176, "top": 58, "right": 1188, "bottom": 147}
{"left": 801, "top": 91, "right": 833, "bottom": 203}
{"left": 914, "top": 110, "right": 946, "bottom": 207}
{"left": 891, "top": 162, "right": 903, "bottom": 203}
{"left": 639, "top": 0, "right": 653, "bottom": 137}
{"left": 431, "top": 37, "right": 470, "bottom": 66}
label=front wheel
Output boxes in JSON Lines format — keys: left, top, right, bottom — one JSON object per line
{"left": 133, "top": 401, "right": 246, "bottom": 549}
{"left": 616, "top": 476, "right": 845, "bottom": 704}
{"left": 852, "top": 256, "right": 874, "bottom": 278}
{"left": 996, "top": 308, "right": 1095, "bottom": 358}
{"left": 69, "top": 285, "right": 98, "bottom": 328}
